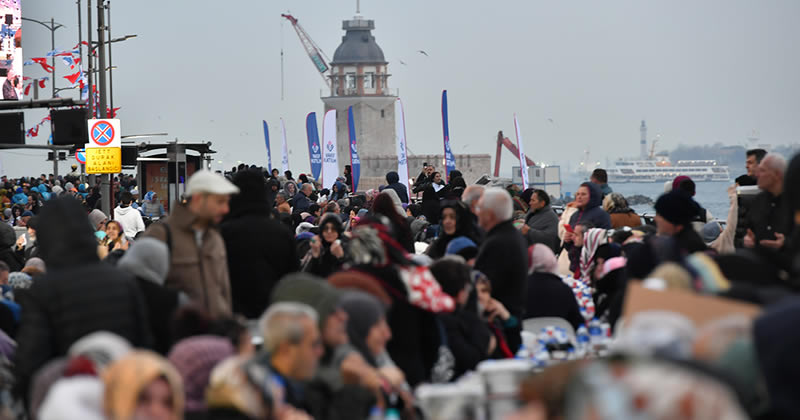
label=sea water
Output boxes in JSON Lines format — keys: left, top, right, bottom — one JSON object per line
{"left": 563, "top": 180, "right": 734, "bottom": 221}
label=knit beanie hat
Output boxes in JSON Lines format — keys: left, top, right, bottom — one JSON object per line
{"left": 117, "top": 238, "right": 170, "bottom": 286}
{"left": 654, "top": 191, "right": 696, "bottom": 226}
{"left": 88, "top": 209, "right": 108, "bottom": 230}
{"left": 271, "top": 273, "right": 344, "bottom": 329}
{"left": 168, "top": 335, "right": 235, "bottom": 411}
{"left": 445, "top": 236, "right": 478, "bottom": 260}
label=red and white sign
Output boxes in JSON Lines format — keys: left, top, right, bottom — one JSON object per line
{"left": 75, "top": 148, "right": 86, "bottom": 164}
{"left": 86, "top": 119, "right": 121, "bottom": 148}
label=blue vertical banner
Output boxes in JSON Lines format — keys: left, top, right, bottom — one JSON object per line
{"left": 306, "top": 113, "right": 323, "bottom": 181}
{"left": 441, "top": 90, "right": 457, "bottom": 179}
{"left": 262, "top": 120, "right": 272, "bottom": 171}
{"left": 347, "top": 106, "right": 361, "bottom": 193}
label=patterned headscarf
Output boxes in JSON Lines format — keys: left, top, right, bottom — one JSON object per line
{"left": 579, "top": 228, "right": 608, "bottom": 282}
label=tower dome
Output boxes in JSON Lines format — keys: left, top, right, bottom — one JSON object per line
{"left": 331, "top": 17, "right": 387, "bottom": 65}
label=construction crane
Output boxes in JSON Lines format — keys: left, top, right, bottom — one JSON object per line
{"left": 649, "top": 137, "right": 659, "bottom": 160}
{"left": 494, "top": 131, "right": 536, "bottom": 177}
{"left": 281, "top": 14, "right": 331, "bottom": 85}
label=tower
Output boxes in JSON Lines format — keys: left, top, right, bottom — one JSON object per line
{"left": 640, "top": 120, "right": 647, "bottom": 159}
{"left": 321, "top": 12, "right": 396, "bottom": 178}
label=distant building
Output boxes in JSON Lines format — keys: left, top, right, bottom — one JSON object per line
{"left": 322, "top": 13, "right": 396, "bottom": 178}
{"left": 320, "top": 12, "right": 492, "bottom": 192}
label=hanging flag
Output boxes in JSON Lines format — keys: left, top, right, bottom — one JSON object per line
{"left": 63, "top": 71, "right": 81, "bottom": 85}
{"left": 321, "top": 110, "right": 338, "bottom": 190}
{"left": 280, "top": 118, "right": 289, "bottom": 173}
{"left": 262, "top": 120, "right": 272, "bottom": 172}
{"left": 347, "top": 106, "right": 361, "bottom": 192}
{"left": 441, "top": 90, "right": 457, "bottom": 179}
{"left": 38, "top": 79, "right": 46, "bottom": 89}
{"left": 61, "top": 55, "right": 76, "bottom": 69}
{"left": 513, "top": 114, "right": 530, "bottom": 188}
{"left": 395, "top": 98, "right": 410, "bottom": 193}
{"left": 305, "top": 113, "right": 322, "bottom": 181}
{"left": 45, "top": 49, "right": 62, "bottom": 57}
{"left": 31, "top": 58, "right": 54, "bottom": 73}
{"left": 23, "top": 83, "right": 30, "bottom": 96}
{"left": 73, "top": 41, "right": 89, "bottom": 49}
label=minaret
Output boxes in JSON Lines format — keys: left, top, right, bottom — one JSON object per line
{"left": 321, "top": 10, "right": 396, "bottom": 177}
{"left": 640, "top": 120, "right": 647, "bottom": 159}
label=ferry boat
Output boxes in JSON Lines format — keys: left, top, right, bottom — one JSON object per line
{"left": 607, "top": 159, "right": 731, "bottom": 183}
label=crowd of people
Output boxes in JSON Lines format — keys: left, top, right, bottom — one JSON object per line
{"left": 0, "top": 148, "right": 798, "bottom": 419}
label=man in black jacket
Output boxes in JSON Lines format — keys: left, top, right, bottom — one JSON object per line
{"left": 14, "top": 197, "right": 152, "bottom": 397}
{"left": 474, "top": 188, "right": 528, "bottom": 352}
{"left": 221, "top": 170, "right": 299, "bottom": 318}
{"left": 384, "top": 171, "right": 409, "bottom": 204}
{"left": 744, "top": 154, "right": 791, "bottom": 270}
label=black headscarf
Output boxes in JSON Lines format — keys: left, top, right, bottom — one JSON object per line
{"left": 340, "top": 290, "right": 387, "bottom": 367}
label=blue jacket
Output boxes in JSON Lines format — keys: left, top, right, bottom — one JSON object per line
{"left": 568, "top": 182, "right": 611, "bottom": 229}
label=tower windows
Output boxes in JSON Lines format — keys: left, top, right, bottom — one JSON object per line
{"left": 364, "top": 72, "right": 375, "bottom": 89}
{"left": 346, "top": 73, "right": 356, "bottom": 91}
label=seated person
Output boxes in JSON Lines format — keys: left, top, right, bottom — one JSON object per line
{"left": 430, "top": 258, "right": 495, "bottom": 378}
{"left": 475, "top": 272, "right": 517, "bottom": 359}
{"left": 525, "top": 245, "right": 585, "bottom": 331}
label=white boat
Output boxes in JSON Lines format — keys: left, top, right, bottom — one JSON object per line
{"left": 607, "top": 159, "right": 730, "bottom": 183}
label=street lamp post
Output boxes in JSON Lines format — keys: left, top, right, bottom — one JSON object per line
{"left": 20, "top": 17, "right": 64, "bottom": 98}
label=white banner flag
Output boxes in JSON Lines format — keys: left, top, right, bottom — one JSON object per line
{"left": 514, "top": 114, "right": 529, "bottom": 188}
{"left": 322, "top": 110, "right": 339, "bottom": 190}
{"left": 395, "top": 98, "right": 410, "bottom": 192}
{"left": 280, "top": 118, "right": 290, "bottom": 173}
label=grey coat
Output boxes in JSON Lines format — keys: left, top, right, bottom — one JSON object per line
{"left": 524, "top": 204, "right": 560, "bottom": 253}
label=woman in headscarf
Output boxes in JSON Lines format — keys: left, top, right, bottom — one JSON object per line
{"left": 413, "top": 171, "right": 445, "bottom": 224}
{"left": 602, "top": 192, "right": 642, "bottom": 229}
{"left": 340, "top": 291, "right": 414, "bottom": 412}
{"left": 141, "top": 191, "right": 166, "bottom": 219}
{"left": 167, "top": 336, "right": 235, "bottom": 420}
{"left": 525, "top": 244, "right": 585, "bottom": 331}
{"left": 371, "top": 192, "right": 414, "bottom": 253}
{"left": 564, "top": 182, "right": 611, "bottom": 275}
{"left": 103, "top": 350, "right": 184, "bottom": 420}
{"left": 302, "top": 213, "right": 347, "bottom": 277}
{"left": 283, "top": 181, "right": 298, "bottom": 200}
{"left": 426, "top": 200, "right": 482, "bottom": 259}
{"left": 329, "top": 180, "right": 347, "bottom": 202}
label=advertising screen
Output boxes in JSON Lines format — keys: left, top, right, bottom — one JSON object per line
{"left": 0, "top": 0, "right": 21, "bottom": 100}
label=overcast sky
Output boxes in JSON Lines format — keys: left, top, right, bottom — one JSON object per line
{"left": 3, "top": 0, "right": 799, "bottom": 177}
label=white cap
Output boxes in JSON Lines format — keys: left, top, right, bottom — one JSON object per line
{"left": 185, "top": 170, "right": 240, "bottom": 197}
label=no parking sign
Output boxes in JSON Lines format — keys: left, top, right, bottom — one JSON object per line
{"left": 85, "top": 119, "right": 122, "bottom": 174}
{"left": 75, "top": 148, "right": 86, "bottom": 164}
{"left": 87, "top": 119, "right": 121, "bottom": 149}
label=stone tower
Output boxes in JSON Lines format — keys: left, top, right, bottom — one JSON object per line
{"left": 321, "top": 13, "right": 396, "bottom": 178}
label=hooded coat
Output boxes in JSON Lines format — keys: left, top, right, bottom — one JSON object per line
{"left": 14, "top": 197, "right": 152, "bottom": 397}
{"left": 113, "top": 205, "right": 146, "bottom": 239}
{"left": 384, "top": 171, "right": 409, "bottom": 204}
{"left": 0, "top": 223, "right": 23, "bottom": 272}
{"left": 220, "top": 170, "right": 299, "bottom": 319}
{"left": 568, "top": 182, "right": 612, "bottom": 230}
{"left": 117, "top": 238, "right": 182, "bottom": 354}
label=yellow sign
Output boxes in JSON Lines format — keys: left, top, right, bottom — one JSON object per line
{"left": 86, "top": 147, "right": 122, "bottom": 174}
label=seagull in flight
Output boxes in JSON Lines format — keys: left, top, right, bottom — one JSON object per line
{"left": 399, "top": 59, "right": 407, "bottom": 65}
{"left": 417, "top": 50, "right": 429, "bottom": 57}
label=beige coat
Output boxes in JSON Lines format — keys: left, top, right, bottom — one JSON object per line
{"left": 144, "top": 202, "right": 232, "bottom": 317}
